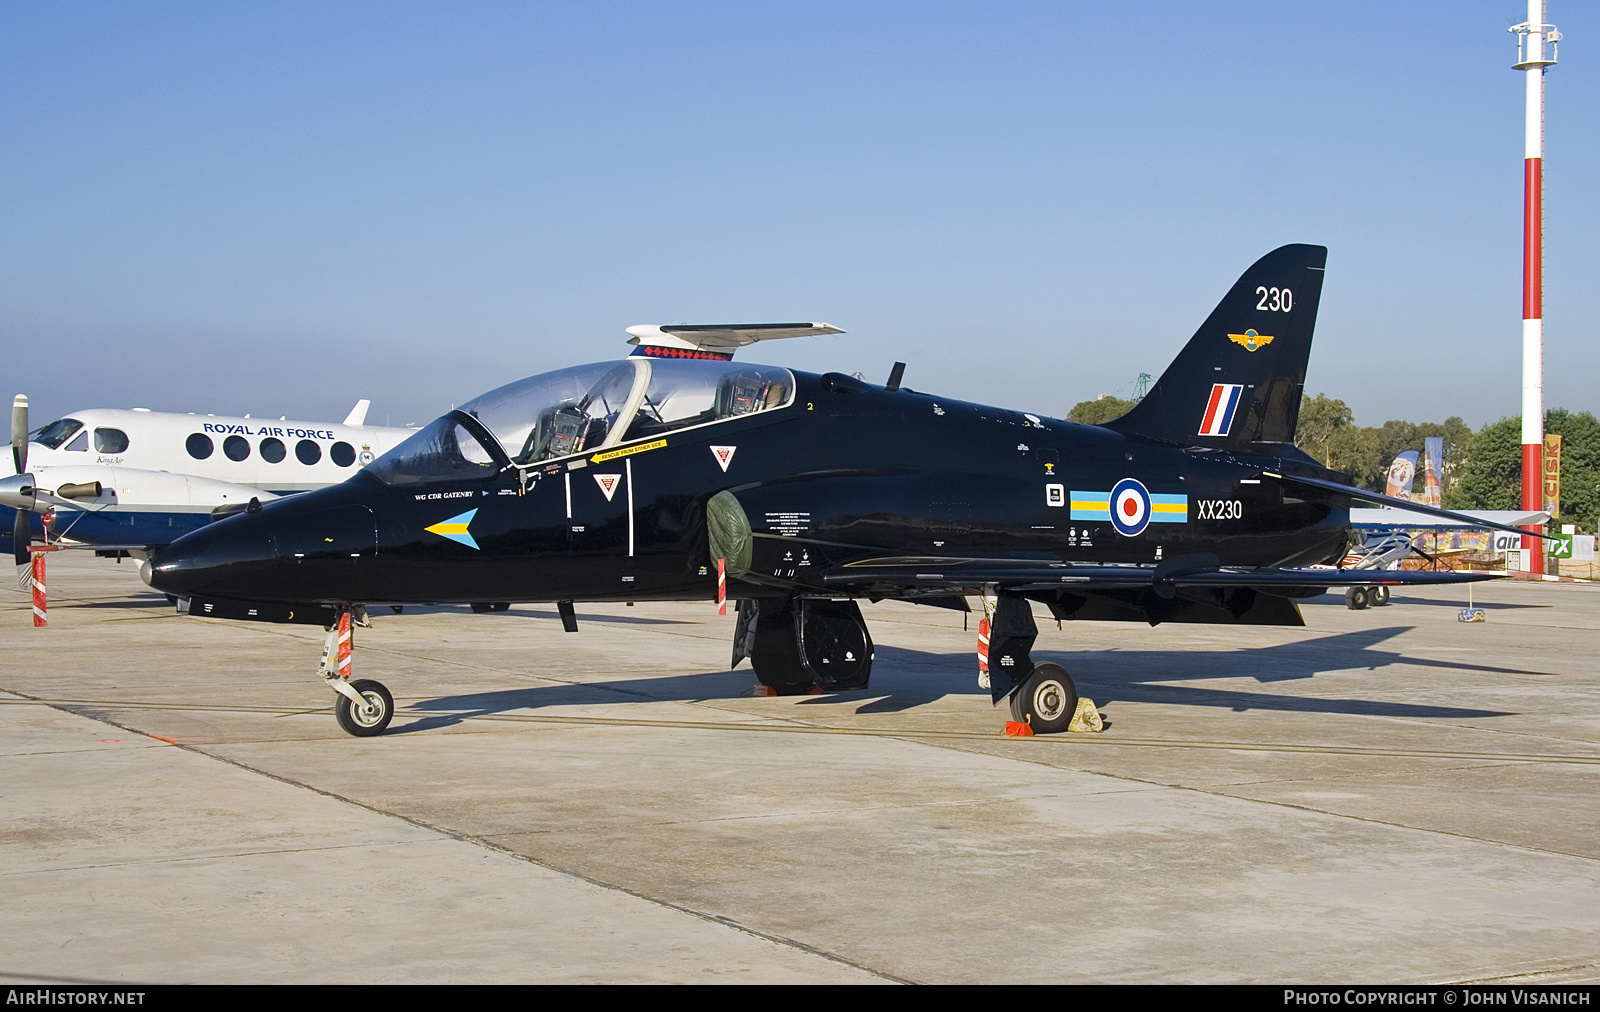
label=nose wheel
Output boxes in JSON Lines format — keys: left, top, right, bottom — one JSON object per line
{"left": 319, "top": 604, "right": 394, "bottom": 737}
{"left": 334, "top": 679, "right": 394, "bottom": 737}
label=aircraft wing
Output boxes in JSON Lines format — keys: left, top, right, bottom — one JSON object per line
{"left": 818, "top": 555, "right": 1497, "bottom": 595}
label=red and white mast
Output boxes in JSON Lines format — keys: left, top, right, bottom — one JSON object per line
{"left": 1512, "top": 3, "right": 1559, "bottom": 573}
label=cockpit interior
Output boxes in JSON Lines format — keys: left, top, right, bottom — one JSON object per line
{"left": 366, "top": 358, "right": 794, "bottom": 486}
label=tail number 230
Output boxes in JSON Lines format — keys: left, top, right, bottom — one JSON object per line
{"left": 1256, "top": 287, "right": 1292, "bottom": 312}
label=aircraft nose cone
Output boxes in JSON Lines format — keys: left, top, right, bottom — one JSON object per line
{"left": 148, "top": 513, "right": 277, "bottom": 598}
{"left": 149, "top": 496, "right": 379, "bottom": 602}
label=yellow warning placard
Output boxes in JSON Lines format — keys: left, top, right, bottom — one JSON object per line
{"left": 591, "top": 439, "right": 667, "bottom": 464}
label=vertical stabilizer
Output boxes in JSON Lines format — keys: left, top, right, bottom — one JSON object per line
{"left": 1105, "top": 244, "right": 1326, "bottom": 449}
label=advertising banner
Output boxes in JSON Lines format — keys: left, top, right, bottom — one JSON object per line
{"left": 1543, "top": 433, "right": 1561, "bottom": 517}
{"left": 1385, "top": 450, "right": 1419, "bottom": 498}
{"left": 1423, "top": 436, "right": 1443, "bottom": 507}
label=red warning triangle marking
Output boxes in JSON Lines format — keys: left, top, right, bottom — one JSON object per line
{"left": 710, "top": 445, "right": 736, "bottom": 472}
{"left": 594, "top": 473, "right": 621, "bottom": 501}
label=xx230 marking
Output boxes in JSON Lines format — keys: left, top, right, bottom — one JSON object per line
{"left": 1197, "top": 499, "right": 1243, "bottom": 520}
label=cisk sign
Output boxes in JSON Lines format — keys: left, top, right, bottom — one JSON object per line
{"left": 1543, "top": 433, "right": 1561, "bottom": 517}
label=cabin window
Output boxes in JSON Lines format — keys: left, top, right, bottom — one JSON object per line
{"left": 186, "top": 433, "right": 214, "bottom": 459}
{"left": 330, "top": 441, "right": 356, "bottom": 467}
{"left": 295, "top": 439, "right": 322, "bottom": 465}
{"left": 224, "top": 435, "right": 251, "bottom": 461}
{"left": 260, "top": 437, "right": 286, "bottom": 463}
{"left": 93, "top": 428, "right": 129, "bottom": 454}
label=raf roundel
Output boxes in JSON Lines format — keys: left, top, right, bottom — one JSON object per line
{"left": 1108, "top": 478, "right": 1152, "bottom": 537}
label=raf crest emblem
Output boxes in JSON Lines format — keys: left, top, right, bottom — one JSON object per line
{"left": 1228, "top": 330, "right": 1274, "bottom": 352}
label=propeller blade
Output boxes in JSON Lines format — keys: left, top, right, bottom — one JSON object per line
{"left": 11, "top": 394, "right": 26, "bottom": 475}
{"left": 13, "top": 504, "right": 30, "bottom": 568}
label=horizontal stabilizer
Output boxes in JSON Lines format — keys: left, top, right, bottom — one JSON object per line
{"left": 1264, "top": 471, "right": 1560, "bottom": 541}
{"left": 1351, "top": 507, "right": 1550, "bottom": 530}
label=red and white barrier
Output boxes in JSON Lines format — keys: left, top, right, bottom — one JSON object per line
{"left": 31, "top": 551, "right": 46, "bottom": 627}
{"left": 26, "top": 545, "right": 62, "bottom": 628}
{"left": 717, "top": 557, "right": 727, "bottom": 615}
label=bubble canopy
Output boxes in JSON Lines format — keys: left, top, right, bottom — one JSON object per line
{"left": 365, "top": 358, "right": 795, "bottom": 486}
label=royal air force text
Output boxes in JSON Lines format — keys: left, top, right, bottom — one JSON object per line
{"left": 201, "top": 423, "right": 336, "bottom": 440}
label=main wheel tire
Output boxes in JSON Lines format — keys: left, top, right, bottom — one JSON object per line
{"left": 749, "top": 602, "right": 815, "bottom": 695}
{"left": 1371, "top": 585, "right": 1390, "bottom": 606}
{"left": 334, "top": 679, "right": 394, "bottom": 737}
{"left": 1345, "top": 586, "right": 1370, "bottom": 610}
{"left": 1008, "top": 662, "right": 1078, "bottom": 735}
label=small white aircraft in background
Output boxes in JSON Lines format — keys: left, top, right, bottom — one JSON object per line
{"left": 1336, "top": 506, "right": 1551, "bottom": 609}
{"left": 3, "top": 394, "right": 416, "bottom": 569}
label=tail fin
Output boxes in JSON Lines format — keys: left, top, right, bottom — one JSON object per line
{"left": 1105, "top": 244, "right": 1326, "bottom": 450}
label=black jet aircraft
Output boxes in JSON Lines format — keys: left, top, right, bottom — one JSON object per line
{"left": 146, "top": 245, "right": 1545, "bottom": 737}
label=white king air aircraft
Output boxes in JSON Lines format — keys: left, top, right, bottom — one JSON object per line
{"left": 2, "top": 395, "right": 415, "bottom": 571}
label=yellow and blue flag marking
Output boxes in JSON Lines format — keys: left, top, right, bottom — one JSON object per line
{"left": 1070, "top": 492, "right": 1113, "bottom": 520}
{"left": 424, "top": 508, "right": 479, "bottom": 550}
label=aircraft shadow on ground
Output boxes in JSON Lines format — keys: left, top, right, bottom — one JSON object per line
{"left": 71, "top": 596, "right": 177, "bottom": 610}
{"left": 398, "top": 624, "right": 1519, "bottom": 731}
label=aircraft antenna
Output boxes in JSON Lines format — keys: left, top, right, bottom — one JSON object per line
{"left": 1510, "top": 2, "right": 1559, "bottom": 574}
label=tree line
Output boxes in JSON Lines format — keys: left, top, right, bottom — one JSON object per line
{"left": 1065, "top": 393, "right": 1598, "bottom": 533}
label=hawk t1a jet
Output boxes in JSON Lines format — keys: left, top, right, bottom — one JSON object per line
{"left": 146, "top": 245, "right": 1544, "bottom": 737}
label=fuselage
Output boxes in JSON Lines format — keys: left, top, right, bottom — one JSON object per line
{"left": 148, "top": 360, "right": 1351, "bottom": 606}
{"left": 4, "top": 406, "right": 417, "bottom": 552}
{"left": 12, "top": 407, "right": 414, "bottom": 492}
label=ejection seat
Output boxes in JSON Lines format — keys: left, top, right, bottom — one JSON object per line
{"left": 713, "top": 369, "right": 780, "bottom": 419}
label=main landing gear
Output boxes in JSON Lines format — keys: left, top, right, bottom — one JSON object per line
{"left": 320, "top": 604, "right": 394, "bottom": 737}
{"left": 989, "top": 591, "right": 1079, "bottom": 734}
{"left": 1345, "top": 584, "right": 1391, "bottom": 610}
{"left": 1008, "top": 662, "right": 1079, "bottom": 735}
{"left": 734, "top": 598, "right": 874, "bottom": 695}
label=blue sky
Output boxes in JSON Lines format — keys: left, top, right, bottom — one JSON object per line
{"left": 2, "top": 1, "right": 1594, "bottom": 430}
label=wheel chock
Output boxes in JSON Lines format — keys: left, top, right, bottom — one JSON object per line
{"left": 1068, "top": 698, "right": 1104, "bottom": 733}
{"left": 741, "top": 684, "right": 777, "bottom": 697}
{"left": 1003, "top": 720, "right": 1034, "bottom": 737}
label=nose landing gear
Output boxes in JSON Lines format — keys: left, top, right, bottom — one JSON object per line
{"left": 319, "top": 605, "right": 394, "bottom": 737}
